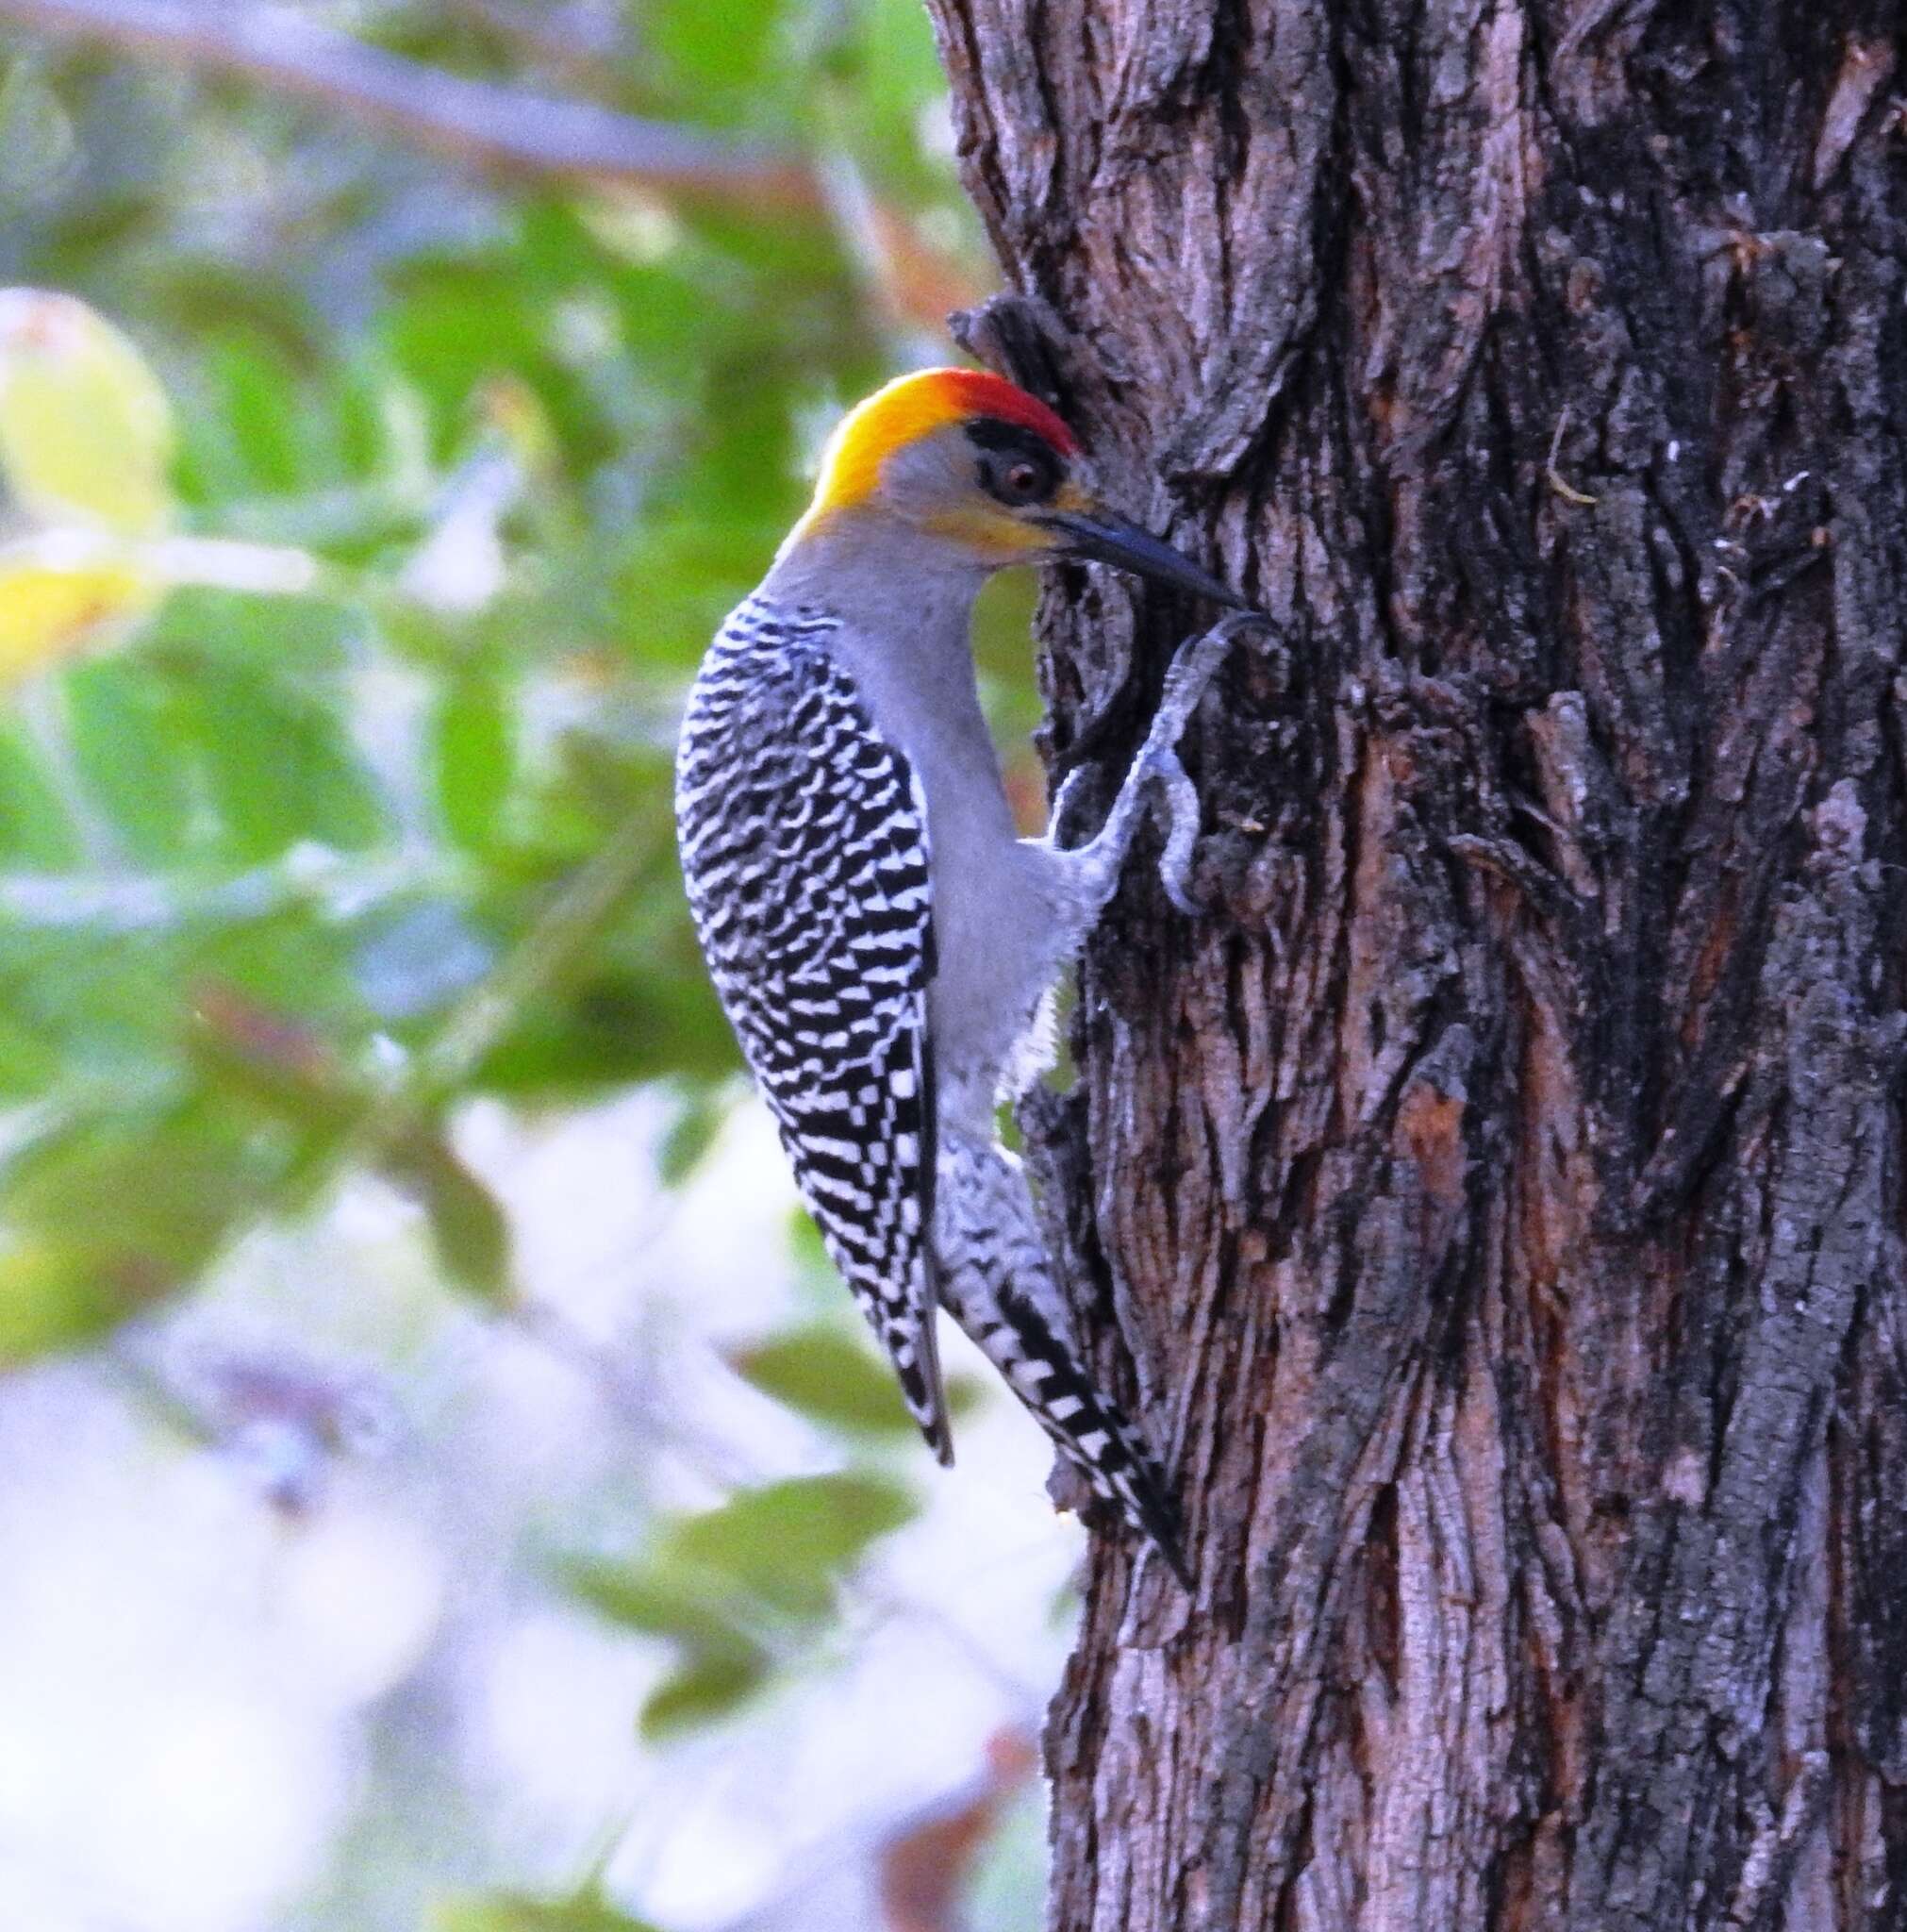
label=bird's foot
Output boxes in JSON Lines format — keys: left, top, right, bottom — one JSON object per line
{"left": 1147, "top": 610, "right": 1270, "bottom": 747}
{"left": 1055, "top": 609, "right": 1274, "bottom": 910}
{"left": 1139, "top": 742, "right": 1204, "bottom": 915}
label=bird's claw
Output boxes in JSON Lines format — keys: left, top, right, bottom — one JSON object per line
{"left": 1048, "top": 607, "right": 1276, "bottom": 905}
{"left": 1169, "top": 608, "right": 1275, "bottom": 697}
{"left": 1059, "top": 609, "right": 1271, "bottom": 779}
{"left": 1049, "top": 760, "right": 1102, "bottom": 850}
{"left": 1136, "top": 612, "right": 1273, "bottom": 914}
{"left": 1144, "top": 744, "right": 1205, "bottom": 915}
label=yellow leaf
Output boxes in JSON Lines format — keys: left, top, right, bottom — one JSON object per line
{"left": 0, "top": 288, "right": 174, "bottom": 536}
{"left": 0, "top": 551, "right": 156, "bottom": 683}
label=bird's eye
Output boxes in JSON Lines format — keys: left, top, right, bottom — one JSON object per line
{"left": 980, "top": 450, "right": 1055, "bottom": 505}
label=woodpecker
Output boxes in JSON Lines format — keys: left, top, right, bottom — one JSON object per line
{"left": 675, "top": 368, "right": 1252, "bottom": 1586}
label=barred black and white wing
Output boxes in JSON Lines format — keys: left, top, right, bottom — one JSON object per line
{"left": 674, "top": 598, "right": 951, "bottom": 1460}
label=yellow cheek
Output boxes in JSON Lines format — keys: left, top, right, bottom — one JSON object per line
{"left": 920, "top": 505, "right": 1056, "bottom": 562}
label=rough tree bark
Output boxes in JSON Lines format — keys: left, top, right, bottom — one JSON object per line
{"left": 918, "top": 4, "right": 1907, "bottom": 1927}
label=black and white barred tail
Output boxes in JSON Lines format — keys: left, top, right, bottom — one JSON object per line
{"left": 934, "top": 1136, "right": 1190, "bottom": 1585}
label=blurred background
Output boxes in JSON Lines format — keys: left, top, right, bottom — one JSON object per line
{"left": 0, "top": 5, "right": 1080, "bottom": 1928}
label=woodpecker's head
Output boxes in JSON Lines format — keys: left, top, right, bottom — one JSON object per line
{"left": 789, "top": 368, "right": 1246, "bottom": 607}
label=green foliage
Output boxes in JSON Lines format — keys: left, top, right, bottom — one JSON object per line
{"left": 0, "top": 4, "right": 985, "bottom": 1359}
{"left": 638, "top": 1648, "right": 772, "bottom": 1740}
{"left": 569, "top": 1471, "right": 919, "bottom": 1736}
{"left": 433, "top": 667, "right": 516, "bottom": 853}
{"left": 732, "top": 1320, "right": 987, "bottom": 1436}
{"left": 730, "top": 1323, "right": 920, "bottom": 1435}
{"left": 665, "top": 1471, "right": 917, "bottom": 1613}
{"left": 0, "top": 719, "right": 79, "bottom": 867}
{"left": 0, "top": 9, "right": 1041, "bottom": 1920}
{"left": 433, "top": 1888, "right": 662, "bottom": 1932}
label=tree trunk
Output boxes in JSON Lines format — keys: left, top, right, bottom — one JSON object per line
{"left": 919, "top": 4, "right": 1907, "bottom": 1927}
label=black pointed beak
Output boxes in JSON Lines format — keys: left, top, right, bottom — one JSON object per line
{"left": 1036, "top": 507, "right": 1249, "bottom": 608}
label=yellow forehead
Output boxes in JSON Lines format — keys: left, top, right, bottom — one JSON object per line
{"left": 805, "top": 373, "right": 978, "bottom": 518}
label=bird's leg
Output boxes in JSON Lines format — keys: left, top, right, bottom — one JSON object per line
{"left": 1049, "top": 610, "right": 1268, "bottom": 918}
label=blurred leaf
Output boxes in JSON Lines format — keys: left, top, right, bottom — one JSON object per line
{"left": 646, "top": 0, "right": 791, "bottom": 128}
{"left": 661, "top": 1472, "right": 917, "bottom": 1619}
{"left": 3, "top": 1105, "right": 264, "bottom": 1280}
{"left": 188, "top": 980, "right": 513, "bottom": 1302}
{"left": 433, "top": 667, "right": 515, "bottom": 850}
{"left": 381, "top": 243, "right": 587, "bottom": 463}
{"left": 432, "top": 1887, "right": 662, "bottom": 1932}
{"left": 189, "top": 982, "right": 360, "bottom": 1129}
{"left": 387, "top": 1125, "right": 515, "bottom": 1307}
{"left": 564, "top": 1560, "right": 760, "bottom": 1655}
{"left": 0, "top": 549, "right": 158, "bottom": 682}
{"left": 730, "top": 1322, "right": 918, "bottom": 1437}
{"left": 735, "top": 1322, "right": 986, "bottom": 1435}
{"left": 0, "top": 287, "right": 174, "bottom": 534}
{"left": 566, "top": 1474, "right": 916, "bottom": 1740}
{"left": 161, "top": 646, "right": 387, "bottom": 862}
{"left": 175, "top": 343, "right": 416, "bottom": 531}
{"left": 63, "top": 656, "right": 199, "bottom": 858}
{"left": 639, "top": 1648, "right": 770, "bottom": 1741}
{"left": 473, "top": 962, "right": 736, "bottom": 1098}
{"left": 199, "top": 334, "right": 319, "bottom": 496}
{"left": 0, "top": 714, "right": 79, "bottom": 866}
{"left": 0, "top": 1236, "right": 142, "bottom": 1364}
{"left": 655, "top": 1087, "right": 723, "bottom": 1187}
{"left": 0, "top": 1006, "right": 58, "bottom": 1094}
{"left": 0, "top": 1101, "right": 278, "bottom": 1362}
{"left": 567, "top": 1555, "right": 777, "bottom": 1741}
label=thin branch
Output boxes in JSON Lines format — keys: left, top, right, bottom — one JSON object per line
{"left": 0, "top": 0, "right": 821, "bottom": 209}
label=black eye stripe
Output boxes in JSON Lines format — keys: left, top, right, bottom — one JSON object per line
{"left": 964, "top": 417, "right": 1055, "bottom": 458}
